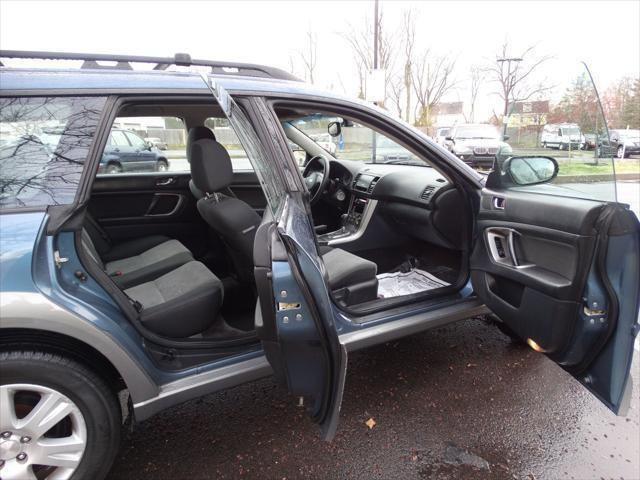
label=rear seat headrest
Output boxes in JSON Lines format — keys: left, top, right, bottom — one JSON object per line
{"left": 191, "top": 138, "right": 233, "bottom": 194}
{"left": 186, "top": 126, "right": 216, "bottom": 163}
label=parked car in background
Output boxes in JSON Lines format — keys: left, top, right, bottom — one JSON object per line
{"left": 100, "top": 129, "right": 169, "bottom": 173}
{"left": 598, "top": 129, "right": 640, "bottom": 158}
{"left": 445, "top": 123, "right": 512, "bottom": 169}
{"left": 541, "top": 123, "right": 584, "bottom": 150}
{"left": 435, "top": 126, "right": 451, "bottom": 146}
{"left": 144, "top": 137, "right": 168, "bottom": 150}
{"left": 582, "top": 133, "right": 598, "bottom": 150}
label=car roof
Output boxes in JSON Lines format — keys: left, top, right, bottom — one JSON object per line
{"left": 0, "top": 66, "right": 341, "bottom": 99}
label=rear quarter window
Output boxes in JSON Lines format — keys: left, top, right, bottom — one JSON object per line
{"left": 0, "top": 96, "right": 106, "bottom": 209}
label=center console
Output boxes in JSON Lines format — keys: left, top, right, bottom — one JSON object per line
{"left": 318, "top": 195, "right": 377, "bottom": 245}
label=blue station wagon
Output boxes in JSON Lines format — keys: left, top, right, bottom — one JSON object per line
{"left": 0, "top": 51, "right": 638, "bottom": 480}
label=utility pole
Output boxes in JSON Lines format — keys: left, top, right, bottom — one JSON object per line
{"left": 497, "top": 56, "right": 522, "bottom": 138}
{"left": 372, "top": 0, "right": 379, "bottom": 162}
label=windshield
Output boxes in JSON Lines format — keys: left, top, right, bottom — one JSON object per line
{"left": 437, "top": 128, "right": 450, "bottom": 136}
{"left": 617, "top": 129, "right": 640, "bottom": 139}
{"left": 453, "top": 125, "right": 499, "bottom": 140}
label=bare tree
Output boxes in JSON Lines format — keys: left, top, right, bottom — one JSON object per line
{"left": 342, "top": 11, "right": 396, "bottom": 105}
{"left": 486, "top": 41, "right": 553, "bottom": 121}
{"left": 388, "top": 75, "right": 404, "bottom": 119}
{"left": 468, "top": 66, "right": 484, "bottom": 123}
{"left": 412, "top": 51, "right": 456, "bottom": 127}
{"left": 401, "top": 10, "right": 416, "bottom": 123}
{"left": 299, "top": 29, "right": 317, "bottom": 83}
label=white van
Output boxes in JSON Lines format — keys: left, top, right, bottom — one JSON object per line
{"left": 541, "top": 123, "right": 584, "bottom": 150}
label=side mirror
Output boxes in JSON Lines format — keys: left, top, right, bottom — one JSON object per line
{"left": 503, "top": 155, "right": 558, "bottom": 186}
{"left": 146, "top": 141, "right": 154, "bottom": 150}
{"left": 328, "top": 121, "right": 342, "bottom": 137}
{"left": 445, "top": 135, "right": 454, "bottom": 141}
{"left": 502, "top": 134, "right": 510, "bottom": 141}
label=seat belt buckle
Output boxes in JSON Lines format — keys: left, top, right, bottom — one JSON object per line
{"left": 109, "top": 271, "right": 123, "bottom": 277}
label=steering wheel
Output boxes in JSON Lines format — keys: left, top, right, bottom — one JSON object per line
{"left": 302, "top": 155, "right": 331, "bottom": 205}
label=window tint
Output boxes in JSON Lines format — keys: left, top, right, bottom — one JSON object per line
{"left": 0, "top": 96, "right": 106, "bottom": 209}
{"left": 99, "top": 117, "right": 185, "bottom": 175}
{"left": 204, "top": 118, "right": 253, "bottom": 171}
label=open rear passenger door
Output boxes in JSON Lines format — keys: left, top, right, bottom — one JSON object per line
{"left": 202, "top": 76, "right": 346, "bottom": 439}
{"left": 471, "top": 63, "right": 640, "bottom": 414}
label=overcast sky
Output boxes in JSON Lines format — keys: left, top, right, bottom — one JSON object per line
{"left": 1, "top": 0, "right": 639, "bottom": 120}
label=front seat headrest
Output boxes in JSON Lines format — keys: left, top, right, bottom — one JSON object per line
{"left": 187, "top": 126, "right": 216, "bottom": 163}
{"left": 191, "top": 138, "right": 233, "bottom": 194}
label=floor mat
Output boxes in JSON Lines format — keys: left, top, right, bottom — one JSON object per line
{"left": 377, "top": 268, "right": 450, "bottom": 298}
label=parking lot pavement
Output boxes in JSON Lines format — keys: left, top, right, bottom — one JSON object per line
{"left": 107, "top": 318, "right": 639, "bottom": 480}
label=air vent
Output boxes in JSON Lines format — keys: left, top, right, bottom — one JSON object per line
{"left": 352, "top": 174, "right": 361, "bottom": 189}
{"left": 420, "top": 185, "right": 436, "bottom": 201}
{"left": 367, "top": 177, "right": 379, "bottom": 194}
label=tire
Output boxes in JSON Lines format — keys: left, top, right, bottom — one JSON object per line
{"left": 156, "top": 160, "right": 168, "bottom": 172}
{"left": 0, "top": 351, "right": 121, "bottom": 480}
{"left": 542, "top": 141, "right": 547, "bottom": 148}
{"left": 616, "top": 145, "right": 624, "bottom": 159}
{"left": 105, "top": 163, "right": 121, "bottom": 174}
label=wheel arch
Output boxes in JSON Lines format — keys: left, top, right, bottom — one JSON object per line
{"left": 0, "top": 293, "right": 159, "bottom": 405}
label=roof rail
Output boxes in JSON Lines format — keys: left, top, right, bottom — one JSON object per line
{"left": 0, "top": 50, "right": 301, "bottom": 81}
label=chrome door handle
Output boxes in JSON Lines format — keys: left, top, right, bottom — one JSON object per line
{"left": 156, "top": 177, "right": 176, "bottom": 186}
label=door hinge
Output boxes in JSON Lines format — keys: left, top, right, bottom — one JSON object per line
{"left": 54, "top": 250, "right": 69, "bottom": 269}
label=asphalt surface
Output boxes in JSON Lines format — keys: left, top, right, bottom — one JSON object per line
{"left": 107, "top": 317, "right": 640, "bottom": 480}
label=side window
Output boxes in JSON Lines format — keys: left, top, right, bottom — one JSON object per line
{"left": 502, "top": 65, "right": 623, "bottom": 202}
{"left": 99, "top": 116, "right": 186, "bottom": 175}
{"left": 0, "top": 96, "right": 107, "bottom": 209}
{"left": 204, "top": 118, "right": 253, "bottom": 171}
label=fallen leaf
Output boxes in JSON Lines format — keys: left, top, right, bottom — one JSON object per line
{"left": 365, "top": 418, "right": 376, "bottom": 429}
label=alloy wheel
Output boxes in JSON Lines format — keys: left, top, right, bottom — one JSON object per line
{"left": 0, "top": 384, "right": 87, "bottom": 480}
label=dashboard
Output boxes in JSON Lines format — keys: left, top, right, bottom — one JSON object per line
{"left": 323, "top": 159, "right": 465, "bottom": 250}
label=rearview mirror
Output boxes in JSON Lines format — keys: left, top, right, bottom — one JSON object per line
{"left": 327, "top": 121, "right": 342, "bottom": 137}
{"left": 504, "top": 156, "right": 558, "bottom": 185}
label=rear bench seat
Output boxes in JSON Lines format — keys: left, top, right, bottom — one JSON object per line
{"left": 80, "top": 228, "right": 223, "bottom": 338}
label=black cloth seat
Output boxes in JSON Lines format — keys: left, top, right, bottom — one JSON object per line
{"left": 186, "top": 126, "right": 217, "bottom": 200}
{"left": 320, "top": 246, "right": 379, "bottom": 304}
{"left": 190, "top": 138, "right": 261, "bottom": 284}
{"left": 124, "top": 261, "right": 223, "bottom": 338}
{"left": 83, "top": 214, "right": 193, "bottom": 289}
{"left": 81, "top": 229, "right": 223, "bottom": 338}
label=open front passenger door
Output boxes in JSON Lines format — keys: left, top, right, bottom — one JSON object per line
{"left": 471, "top": 63, "right": 640, "bottom": 414}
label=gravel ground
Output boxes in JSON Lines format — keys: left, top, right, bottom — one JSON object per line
{"left": 107, "top": 317, "right": 640, "bottom": 480}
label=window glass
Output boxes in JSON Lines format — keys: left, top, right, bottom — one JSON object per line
{"left": 288, "top": 114, "right": 429, "bottom": 167}
{"left": 99, "top": 116, "right": 185, "bottom": 175}
{"left": 124, "top": 131, "right": 147, "bottom": 149}
{"left": 0, "top": 96, "right": 106, "bottom": 209}
{"left": 501, "top": 64, "right": 620, "bottom": 202}
{"left": 110, "top": 130, "right": 129, "bottom": 147}
{"left": 206, "top": 82, "right": 285, "bottom": 215}
{"left": 204, "top": 117, "right": 253, "bottom": 171}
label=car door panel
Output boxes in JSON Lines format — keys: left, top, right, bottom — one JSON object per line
{"left": 472, "top": 187, "right": 640, "bottom": 413}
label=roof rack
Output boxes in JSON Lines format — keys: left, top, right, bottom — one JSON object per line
{"left": 0, "top": 50, "right": 301, "bottom": 82}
